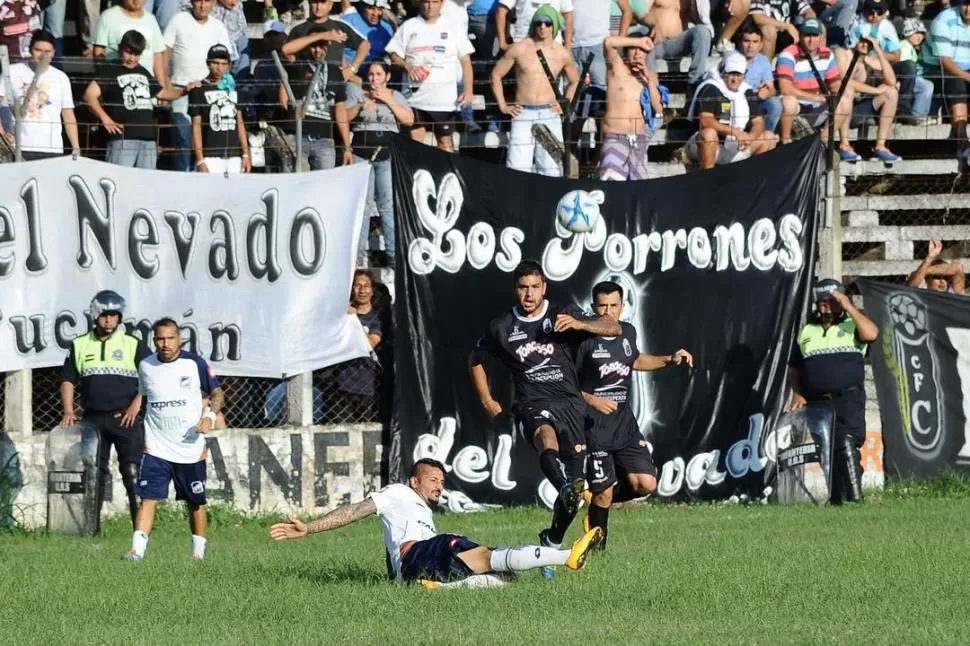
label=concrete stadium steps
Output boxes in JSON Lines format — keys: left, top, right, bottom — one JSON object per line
{"left": 843, "top": 194, "right": 970, "bottom": 213}
{"left": 842, "top": 258, "right": 970, "bottom": 277}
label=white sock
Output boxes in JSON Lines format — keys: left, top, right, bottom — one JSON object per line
{"left": 131, "top": 530, "right": 149, "bottom": 556}
{"left": 192, "top": 534, "right": 207, "bottom": 559}
{"left": 489, "top": 546, "right": 569, "bottom": 572}
{"left": 435, "top": 575, "right": 507, "bottom": 589}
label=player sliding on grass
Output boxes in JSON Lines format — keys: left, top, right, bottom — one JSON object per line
{"left": 576, "top": 281, "right": 693, "bottom": 547}
{"left": 270, "top": 458, "right": 603, "bottom": 589}
{"left": 469, "top": 260, "right": 622, "bottom": 550}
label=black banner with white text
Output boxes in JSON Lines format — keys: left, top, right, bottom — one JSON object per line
{"left": 392, "top": 136, "right": 823, "bottom": 509}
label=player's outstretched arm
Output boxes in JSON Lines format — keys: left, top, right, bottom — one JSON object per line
{"left": 633, "top": 349, "right": 693, "bottom": 371}
{"left": 554, "top": 314, "right": 622, "bottom": 337}
{"left": 270, "top": 498, "right": 377, "bottom": 541}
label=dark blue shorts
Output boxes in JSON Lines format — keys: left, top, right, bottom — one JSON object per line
{"left": 399, "top": 534, "right": 480, "bottom": 583}
{"left": 137, "top": 453, "right": 207, "bottom": 506}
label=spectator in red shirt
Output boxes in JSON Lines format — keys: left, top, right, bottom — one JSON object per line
{"left": 776, "top": 18, "right": 857, "bottom": 160}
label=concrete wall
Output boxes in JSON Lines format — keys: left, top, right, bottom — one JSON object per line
{"left": 2, "top": 424, "right": 383, "bottom": 529}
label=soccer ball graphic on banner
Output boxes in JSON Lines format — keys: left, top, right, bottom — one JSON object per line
{"left": 888, "top": 293, "right": 927, "bottom": 339}
{"left": 556, "top": 189, "right": 604, "bottom": 234}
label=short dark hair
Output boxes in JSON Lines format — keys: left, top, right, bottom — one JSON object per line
{"left": 513, "top": 260, "right": 544, "bottom": 284}
{"left": 119, "top": 30, "right": 147, "bottom": 55}
{"left": 261, "top": 31, "right": 287, "bottom": 56}
{"left": 152, "top": 317, "right": 179, "bottom": 335}
{"left": 592, "top": 280, "right": 623, "bottom": 301}
{"left": 930, "top": 258, "right": 947, "bottom": 266}
{"left": 738, "top": 19, "right": 763, "bottom": 39}
{"left": 409, "top": 458, "right": 446, "bottom": 479}
{"left": 30, "top": 30, "right": 56, "bottom": 50}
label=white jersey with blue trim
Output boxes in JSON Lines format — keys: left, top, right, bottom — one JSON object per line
{"left": 369, "top": 483, "right": 438, "bottom": 579}
{"left": 138, "top": 350, "right": 220, "bottom": 464}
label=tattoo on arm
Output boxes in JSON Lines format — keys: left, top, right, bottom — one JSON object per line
{"left": 306, "top": 497, "right": 377, "bottom": 534}
{"left": 582, "top": 316, "right": 622, "bottom": 337}
{"left": 207, "top": 387, "right": 225, "bottom": 413}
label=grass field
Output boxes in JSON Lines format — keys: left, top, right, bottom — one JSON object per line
{"left": 2, "top": 486, "right": 970, "bottom": 645}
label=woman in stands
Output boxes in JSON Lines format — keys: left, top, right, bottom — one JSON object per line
{"left": 345, "top": 61, "right": 413, "bottom": 268}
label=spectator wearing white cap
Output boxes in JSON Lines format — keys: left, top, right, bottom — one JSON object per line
{"left": 685, "top": 52, "right": 776, "bottom": 169}
{"left": 900, "top": 17, "right": 933, "bottom": 122}
{"left": 340, "top": 0, "right": 396, "bottom": 64}
{"left": 189, "top": 44, "right": 251, "bottom": 174}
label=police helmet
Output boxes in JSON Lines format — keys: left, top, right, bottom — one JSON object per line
{"left": 90, "top": 290, "right": 126, "bottom": 318}
{"left": 813, "top": 278, "right": 846, "bottom": 303}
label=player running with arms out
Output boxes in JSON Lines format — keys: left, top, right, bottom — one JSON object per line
{"left": 270, "top": 458, "right": 603, "bottom": 589}
{"left": 468, "top": 260, "right": 621, "bottom": 550}
{"left": 126, "top": 318, "right": 225, "bottom": 561}
{"left": 577, "top": 281, "right": 692, "bottom": 547}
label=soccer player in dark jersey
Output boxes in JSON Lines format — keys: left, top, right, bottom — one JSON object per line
{"left": 576, "top": 280, "right": 693, "bottom": 548}
{"left": 468, "top": 260, "right": 622, "bottom": 549}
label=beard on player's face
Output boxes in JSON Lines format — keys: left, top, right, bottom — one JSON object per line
{"left": 515, "top": 279, "right": 546, "bottom": 314}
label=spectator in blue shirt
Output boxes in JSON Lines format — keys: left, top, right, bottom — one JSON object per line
{"left": 923, "top": 0, "right": 970, "bottom": 171}
{"left": 467, "top": 0, "right": 501, "bottom": 137}
{"left": 737, "top": 21, "right": 780, "bottom": 132}
{"left": 340, "top": 0, "right": 396, "bottom": 64}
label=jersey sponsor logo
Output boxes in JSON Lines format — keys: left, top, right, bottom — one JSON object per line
{"left": 623, "top": 338, "right": 632, "bottom": 357}
{"left": 592, "top": 343, "right": 610, "bottom": 359}
{"left": 599, "top": 361, "right": 631, "bottom": 378}
{"left": 508, "top": 324, "right": 527, "bottom": 342}
{"left": 542, "top": 318, "right": 552, "bottom": 334}
{"left": 179, "top": 375, "right": 192, "bottom": 389}
{"left": 515, "top": 341, "right": 555, "bottom": 361}
{"left": 150, "top": 399, "right": 188, "bottom": 410}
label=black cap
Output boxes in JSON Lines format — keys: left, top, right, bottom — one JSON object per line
{"left": 864, "top": 0, "right": 887, "bottom": 13}
{"left": 206, "top": 44, "right": 232, "bottom": 62}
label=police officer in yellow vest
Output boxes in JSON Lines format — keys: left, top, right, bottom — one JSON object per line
{"left": 788, "top": 279, "right": 880, "bottom": 504}
{"left": 60, "top": 291, "right": 151, "bottom": 531}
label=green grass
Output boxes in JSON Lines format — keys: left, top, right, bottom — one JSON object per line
{"left": 2, "top": 496, "right": 970, "bottom": 645}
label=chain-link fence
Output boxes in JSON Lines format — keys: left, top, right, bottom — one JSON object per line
{"left": 30, "top": 366, "right": 75, "bottom": 433}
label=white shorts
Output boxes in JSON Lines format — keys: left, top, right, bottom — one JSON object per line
{"left": 202, "top": 157, "right": 243, "bottom": 174}
{"left": 685, "top": 133, "right": 751, "bottom": 166}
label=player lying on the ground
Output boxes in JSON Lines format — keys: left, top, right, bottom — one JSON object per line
{"left": 576, "top": 281, "right": 693, "bottom": 548}
{"left": 468, "top": 260, "right": 622, "bottom": 551}
{"left": 270, "top": 458, "right": 604, "bottom": 588}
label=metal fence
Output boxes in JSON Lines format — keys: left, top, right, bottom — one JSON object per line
{"left": 0, "top": 372, "right": 6, "bottom": 431}
{"left": 26, "top": 351, "right": 388, "bottom": 432}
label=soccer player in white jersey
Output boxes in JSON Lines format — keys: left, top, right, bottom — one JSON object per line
{"left": 270, "top": 458, "right": 603, "bottom": 589}
{"left": 126, "top": 318, "right": 225, "bottom": 561}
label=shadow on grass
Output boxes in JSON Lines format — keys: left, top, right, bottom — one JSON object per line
{"left": 255, "top": 560, "right": 390, "bottom": 586}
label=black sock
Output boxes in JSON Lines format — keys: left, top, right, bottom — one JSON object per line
{"left": 588, "top": 504, "right": 610, "bottom": 538}
{"left": 547, "top": 502, "right": 577, "bottom": 545}
{"left": 539, "top": 449, "right": 565, "bottom": 490}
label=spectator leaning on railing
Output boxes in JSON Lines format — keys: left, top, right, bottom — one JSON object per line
{"left": 84, "top": 30, "right": 194, "bottom": 169}
{"left": 0, "top": 30, "right": 80, "bottom": 160}
{"left": 345, "top": 61, "right": 412, "bottom": 268}
{"left": 907, "top": 239, "right": 966, "bottom": 295}
{"left": 685, "top": 51, "right": 777, "bottom": 169}
{"left": 189, "top": 44, "right": 251, "bottom": 173}
{"left": 922, "top": 0, "right": 970, "bottom": 172}
{"left": 92, "top": 0, "right": 168, "bottom": 84}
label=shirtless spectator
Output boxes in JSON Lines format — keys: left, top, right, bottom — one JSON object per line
{"left": 644, "top": 0, "right": 712, "bottom": 91}
{"left": 497, "top": 0, "right": 574, "bottom": 50}
{"left": 598, "top": 34, "right": 660, "bottom": 180}
{"left": 907, "top": 239, "right": 966, "bottom": 295}
{"left": 749, "top": 0, "right": 812, "bottom": 57}
{"left": 685, "top": 51, "right": 776, "bottom": 168}
{"left": 492, "top": 6, "right": 579, "bottom": 175}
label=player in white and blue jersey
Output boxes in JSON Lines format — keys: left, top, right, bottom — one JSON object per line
{"left": 126, "top": 318, "right": 224, "bottom": 561}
